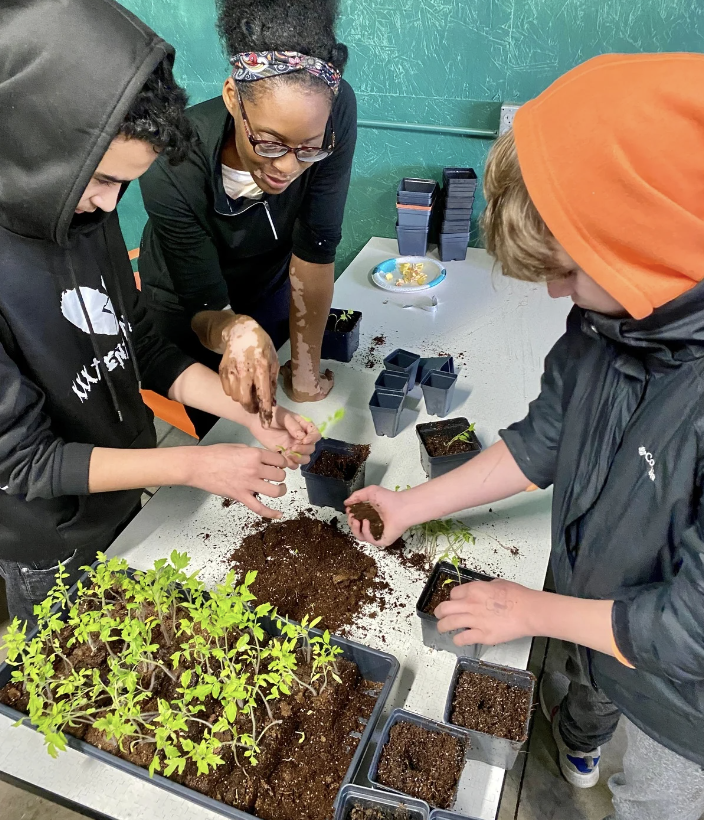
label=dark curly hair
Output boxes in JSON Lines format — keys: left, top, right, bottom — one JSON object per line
{"left": 216, "top": 0, "right": 348, "bottom": 100}
{"left": 118, "top": 57, "right": 194, "bottom": 164}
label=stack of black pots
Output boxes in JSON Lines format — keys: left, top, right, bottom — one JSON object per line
{"left": 438, "top": 167, "right": 477, "bottom": 262}
{"left": 396, "top": 178, "right": 439, "bottom": 257}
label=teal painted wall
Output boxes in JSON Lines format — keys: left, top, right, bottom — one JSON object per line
{"left": 118, "top": 0, "right": 704, "bottom": 271}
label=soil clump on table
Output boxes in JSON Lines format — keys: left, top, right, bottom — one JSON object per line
{"left": 450, "top": 670, "right": 531, "bottom": 742}
{"left": 348, "top": 502, "right": 384, "bottom": 540}
{"left": 364, "top": 334, "right": 387, "bottom": 368}
{"left": 309, "top": 444, "right": 370, "bottom": 481}
{"left": 421, "top": 571, "right": 463, "bottom": 614}
{"left": 376, "top": 721, "right": 464, "bottom": 808}
{"left": 422, "top": 430, "right": 480, "bottom": 458}
{"left": 228, "top": 512, "right": 388, "bottom": 633}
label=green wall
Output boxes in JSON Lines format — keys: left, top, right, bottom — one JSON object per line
{"left": 118, "top": 0, "right": 704, "bottom": 271}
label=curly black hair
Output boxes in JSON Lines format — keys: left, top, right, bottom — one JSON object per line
{"left": 118, "top": 57, "right": 194, "bottom": 164}
{"left": 216, "top": 0, "right": 348, "bottom": 100}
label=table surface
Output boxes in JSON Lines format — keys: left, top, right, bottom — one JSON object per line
{"left": 0, "top": 238, "right": 570, "bottom": 820}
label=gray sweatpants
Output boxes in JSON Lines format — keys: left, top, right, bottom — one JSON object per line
{"left": 560, "top": 643, "right": 704, "bottom": 820}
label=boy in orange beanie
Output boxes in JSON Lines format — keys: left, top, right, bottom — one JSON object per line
{"left": 346, "top": 54, "right": 704, "bottom": 820}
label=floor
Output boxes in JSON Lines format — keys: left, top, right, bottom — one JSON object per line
{"left": 0, "top": 420, "right": 680, "bottom": 820}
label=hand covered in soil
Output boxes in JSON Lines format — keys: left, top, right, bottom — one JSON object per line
{"left": 219, "top": 315, "right": 279, "bottom": 426}
{"left": 187, "top": 443, "right": 288, "bottom": 518}
{"left": 434, "top": 579, "right": 540, "bottom": 646}
{"left": 247, "top": 405, "right": 320, "bottom": 468}
{"left": 345, "top": 485, "right": 409, "bottom": 547}
{"left": 280, "top": 360, "right": 334, "bottom": 402}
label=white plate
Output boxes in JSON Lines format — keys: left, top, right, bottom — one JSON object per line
{"left": 371, "top": 256, "right": 447, "bottom": 293}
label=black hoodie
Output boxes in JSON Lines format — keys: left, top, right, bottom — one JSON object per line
{"left": 0, "top": 0, "right": 194, "bottom": 562}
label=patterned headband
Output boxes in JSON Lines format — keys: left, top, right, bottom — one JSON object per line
{"left": 230, "top": 51, "right": 341, "bottom": 93}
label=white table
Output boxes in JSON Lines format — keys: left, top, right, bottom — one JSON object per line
{"left": 0, "top": 238, "right": 570, "bottom": 820}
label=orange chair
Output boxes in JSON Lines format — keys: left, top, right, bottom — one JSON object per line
{"left": 129, "top": 248, "right": 198, "bottom": 439}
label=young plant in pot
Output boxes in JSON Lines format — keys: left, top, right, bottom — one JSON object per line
{"left": 416, "top": 417, "right": 482, "bottom": 479}
{"left": 322, "top": 308, "right": 362, "bottom": 363}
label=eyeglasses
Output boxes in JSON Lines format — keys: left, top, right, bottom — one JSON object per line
{"left": 236, "top": 88, "right": 335, "bottom": 163}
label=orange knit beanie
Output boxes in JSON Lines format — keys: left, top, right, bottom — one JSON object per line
{"left": 513, "top": 53, "right": 704, "bottom": 319}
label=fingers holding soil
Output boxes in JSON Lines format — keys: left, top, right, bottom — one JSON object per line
{"left": 348, "top": 502, "right": 384, "bottom": 540}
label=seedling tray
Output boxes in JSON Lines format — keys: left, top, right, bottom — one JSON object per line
{"left": 416, "top": 560, "right": 494, "bottom": 657}
{"left": 301, "top": 437, "right": 368, "bottom": 512}
{"left": 322, "top": 309, "right": 362, "bottom": 363}
{"left": 335, "top": 783, "right": 430, "bottom": 819}
{"left": 416, "top": 417, "right": 482, "bottom": 479}
{"left": 443, "top": 657, "right": 536, "bottom": 770}
{"left": 0, "top": 565, "right": 400, "bottom": 820}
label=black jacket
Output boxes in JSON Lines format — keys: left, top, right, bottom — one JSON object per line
{"left": 138, "top": 82, "right": 357, "bottom": 318}
{"left": 0, "top": 0, "right": 194, "bottom": 563}
{"left": 501, "top": 290, "right": 704, "bottom": 765}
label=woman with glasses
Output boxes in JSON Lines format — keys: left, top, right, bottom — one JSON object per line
{"left": 138, "top": 0, "right": 356, "bottom": 434}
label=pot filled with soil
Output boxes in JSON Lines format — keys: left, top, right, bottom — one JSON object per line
{"left": 383, "top": 349, "right": 421, "bottom": 385}
{"left": 301, "top": 438, "right": 371, "bottom": 513}
{"left": 375, "top": 370, "right": 412, "bottom": 397}
{"left": 334, "top": 783, "right": 430, "bottom": 819}
{"left": 416, "top": 560, "right": 495, "bottom": 657}
{"left": 0, "top": 556, "right": 399, "bottom": 820}
{"left": 443, "top": 657, "right": 536, "bottom": 770}
{"left": 416, "top": 417, "right": 482, "bottom": 479}
{"left": 368, "top": 709, "right": 468, "bottom": 809}
{"left": 369, "top": 390, "right": 405, "bottom": 438}
{"left": 420, "top": 371, "right": 458, "bottom": 417}
{"left": 322, "top": 309, "right": 363, "bottom": 363}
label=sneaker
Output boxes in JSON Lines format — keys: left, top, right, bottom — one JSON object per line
{"left": 539, "top": 671, "right": 601, "bottom": 788}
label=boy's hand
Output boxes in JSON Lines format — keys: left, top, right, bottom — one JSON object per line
{"left": 247, "top": 406, "right": 320, "bottom": 468}
{"left": 435, "top": 579, "right": 539, "bottom": 646}
{"left": 345, "top": 486, "right": 411, "bottom": 547}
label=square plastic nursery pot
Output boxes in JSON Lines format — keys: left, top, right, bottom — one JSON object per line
{"left": 396, "top": 224, "right": 429, "bottom": 257}
{"left": 0, "top": 566, "right": 400, "bottom": 820}
{"left": 384, "top": 348, "right": 421, "bottom": 384}
{"left": 375, "top": 369, "right": 412, "bottom": 396}
{"left": 369, "top": 390, "right": 405, "bottom": 438}
{"left": 440, "top": 222, "right": 471, "bottom": 235}
{"left": 397, "top": 178, "right": 439, "bottom": 206}
{"left": 397, "top": 206, "right": 434, "bottom": 228}
{"left": 416, "top": 560, "right": 495, "bottom": 657}
{"left": 368, "top": 709, "right": 471, "bottom": 808}
{"left": 301, "top": 437, "right": 369, "bottom": 513}
{"left": 334, "top": 784, "right": 430, "bottom": 820}
{"left": 438, "top": 234, "right": 469, "bottom": 263}
{"left": 322, "top": 309, "right": 362, "bottom": 363}
{"left": 416, "top": 356, "right": 454, "bottom": 386}
{"left": 421, "top": 370, "right": 458, "bottom": 417}
{"left": 416, "top": 417, "right": 482, "bottom": 479}
{"left": 442, "top": 167, "right": 478, "bottom": 190}
{"left": 443, "top": 657, "right": 536, "bottom": 770}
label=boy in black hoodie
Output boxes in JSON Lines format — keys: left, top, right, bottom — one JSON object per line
{"left": 0, "top": 0, "right": 318, "bottom": 625}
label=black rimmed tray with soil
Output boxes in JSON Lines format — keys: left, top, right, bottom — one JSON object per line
{"left": 443, "top": 657, "right": 536, "bottom": 770}
{"left": 0, "top": 556, "right": 399, "bottom": 820}
{"left": 302, "top": 438, "right": 370, "bottom": 513}
{"left": 322, "top": 309, "right": 362, "bottom": 363}
{"left": 416, "top": 561, "right": 495, "bottom": 658}
{"left": 416, "top": 417, "right": 482, "bottom": 480}
{"left": 334, "top": 783, "right": 430, "bottom": 820}
{"left": 368, "top": 709, "right": 468, "bottom": 809}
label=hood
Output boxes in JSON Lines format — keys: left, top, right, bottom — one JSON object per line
{"left": 513, "top": 53, "right": 704, "bottom": 320}
{"left": 0, "top": 0, "right": 173, "bottom": 247}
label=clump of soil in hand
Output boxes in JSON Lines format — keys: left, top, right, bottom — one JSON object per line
{"left": 348, "top": 502, "right": 384, "bottom": 540}
{"left": 309, "top": 445, "right": 370, "bottom": 481}
{"left": 348, "top": 805, "right": 411, "bottom": 819}
{"left": 376, "top": 721, "right": 465, "bottom": 808}
{"left": 422, "top": 430, "right": 480, "bottom": 458}
{"left": 228, "top": 512, "right": 389, "bottom": 633}
{"left": 421, "top": 572, "right": 463, "bottom": 615}
{"left": 451, "top": 670, "right": 532, "bottom": 742}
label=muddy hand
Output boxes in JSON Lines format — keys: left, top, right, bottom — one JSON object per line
{"left": 345, "top": 486, "right": 408, "bottom": 548}
{"left": 280, "top": 360, "right": 334, "bottom": 403}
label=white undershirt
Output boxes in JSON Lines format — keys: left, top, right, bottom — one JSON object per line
{"left": 221, "top": 163, "right": 263, "bottom": 201}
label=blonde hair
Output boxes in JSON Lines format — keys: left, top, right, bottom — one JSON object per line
{"left": 481, "top": 129, "right": 568, "bottom": 282}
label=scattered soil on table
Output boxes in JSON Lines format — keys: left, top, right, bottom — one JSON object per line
{"left": 386, "top": 538, "right": 427, "bottom": 574}
{"left": 348, "top": 502, "right": 384, "bottom": 540}
{"left": 422, "top": 429, "right": 480, "bottom": 458}
{"left": 222, "top": 497, "right": 234, "bottom": 508}
{"left": 421, "top": 571, "right": 465, "bottom": 615}
{"left": 376, "top": 721, "right": 465, "bottom": 808}
{"left": 364, "top": 334, "right": 387, "bottom": 368}
{"left": 309, "top": 445, "right": 370, "bottom": 481}
{"left": 326, "top": 311, "right": 359, "bottom": 334}
{"left": 227, "top": 512, "right": 388, "bottom": 633}
{"left": 451, "top": 670, "right": 532, "bottom": 742}
{"left": 347, "top": 805, "right": 412, "bottom": 819}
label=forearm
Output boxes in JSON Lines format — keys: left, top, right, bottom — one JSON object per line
{"left": 397, "top": 440, "right": 532, "bottom": 528}
{"left": 529, "top": 592, "right": 616, "bottom": 656}
{"left": 289, "top": 256, "right": 334, "bottom": 388}
{"left": 191, "top": 309, "right": 236, "bottom": 354}
{"left": 89, "top": 446, "right": 194, "bottom": 493}
{"left": 168, "top": 363, "right": 256, "bottom": 428}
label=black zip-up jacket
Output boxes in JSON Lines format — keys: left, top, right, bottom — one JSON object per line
{"left": 137, "top": 83, "right": 357, "bottom": 318}
{"left": 0, "top": 0, "right": 194, "bottom": 563}
{"left": 501, "top": 289, "right": 704, "bottom": 765}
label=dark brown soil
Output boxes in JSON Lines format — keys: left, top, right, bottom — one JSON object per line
{"left": 422, "top": 430, "right": 480, "bottom": 458}
{"left": 227, "top": 512, "right": 389, "bottom": 633}
{"left": 326, "top": 311, "right": 359, "bottom": 334}
{"left": 309, "top": 445, "right": 370, "bottom": 481}
{"left": 347, "top": 805, "right": 412, "bottom": 819}
{"left": 349, "top": 502, "right": 384, "bottom": 539}
{"left": 451, "top": 670, "right": 532, "bottom": 742}
{"left": 375, "top": 721, "right": 465, "bottom": 808}
{"left": 364, "top": 334, "right": 387, "bottom": 368}
{"left": 421, "top": 571, "right": 464, "bottom": 615}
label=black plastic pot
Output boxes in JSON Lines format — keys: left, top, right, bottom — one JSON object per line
{"left": 367, "top": 709, "right": 471, "bottom": 808}
{"left": 416, "top": 417, "right": 482, "bottom": 479}
{"left": 384, "top": 348, "right": 421, "bottom": 384}
{"left": 397, "top": 206, "right": 433, "bottom": 228}
{"left": 334, "top": 784, "right": 430, "bottom": 820}
{"left": 369, "top": 390, "right": 404, "bottom": 438}
{"left": 322, "top": 309, "right": 362, "bottom": 363}
{"left": 442, "top": 167, "right": 478, "bottom": 192}
{"left": 375, "top": 369, "right": 412, "bottom": 396}
{"left": 0, "top": 566, "right": 400, "bottom": 820}
{"left": 397, "top": 178, "right": 439, "bottom": 206}
{"left": 443, "top": 657, "right": 536, "bottom": 770}
{"left": 301, "top": 437, "right": 368, "bottom": 512}
{"left": 440, "top": 222, "right": 471, "bottom": 235}
{"left": 438, "top": 233, "right": 469, "bottom": 262}
{"left": 396, "top": 224, "right": 429, "bottom": 256}
{"left": 421, "top": 370, "right": 458, "bottom": 417}
{"left": 416, "top": 356, "right": 454, "bottom": 385}
{"left": 416, "top": 560, "right": 495, "bottom": 657}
